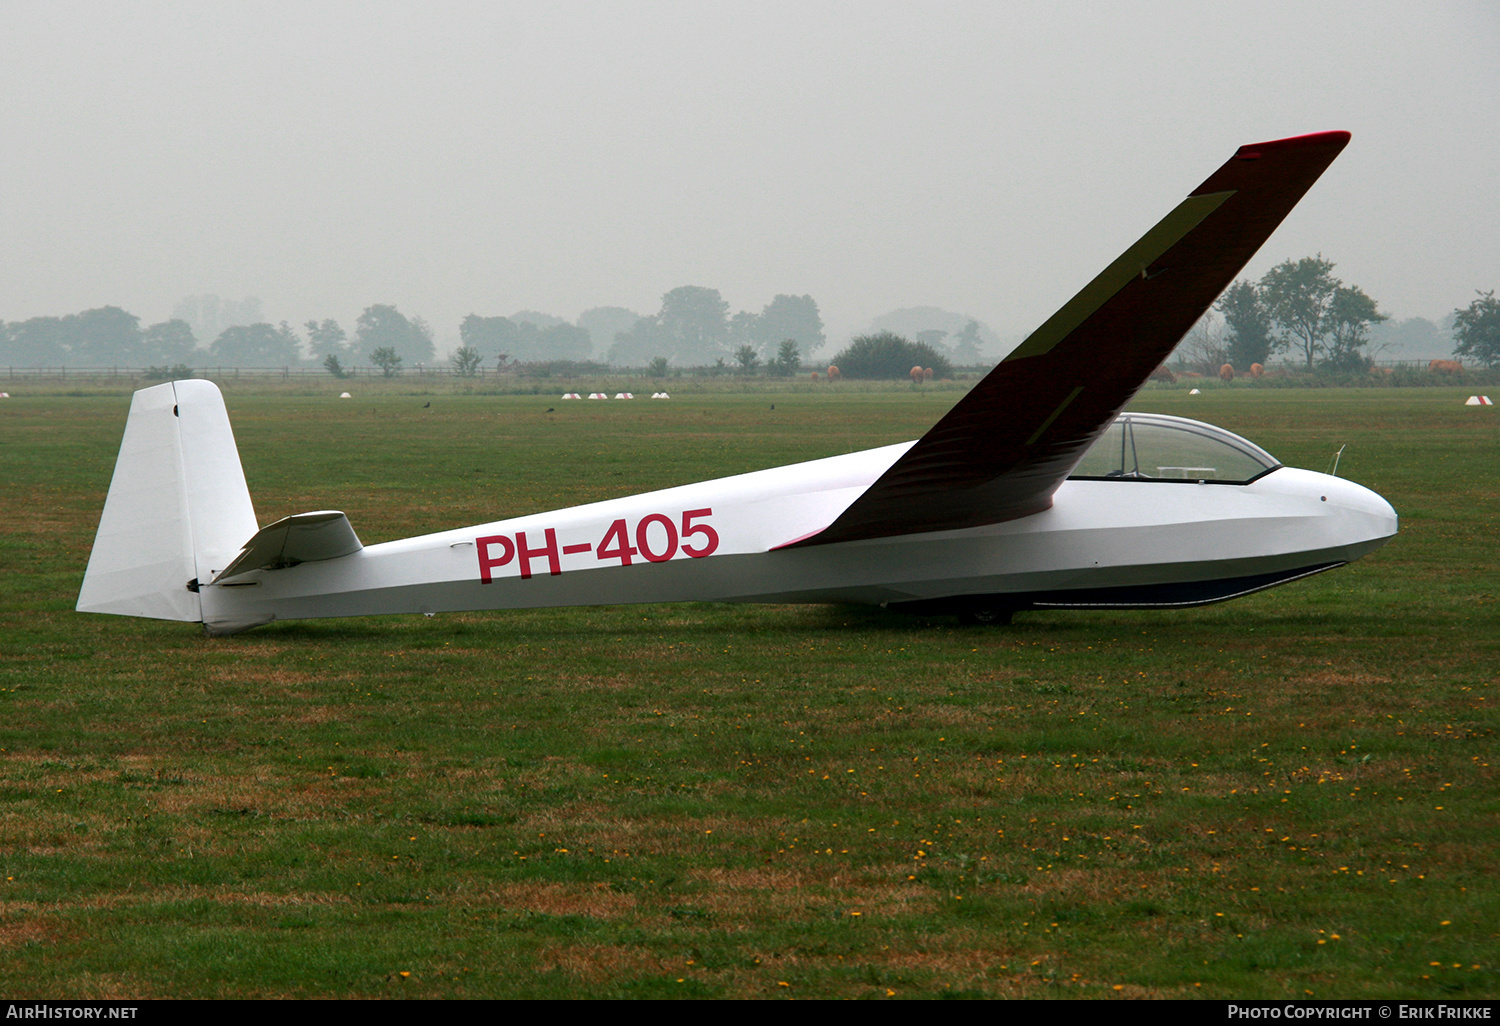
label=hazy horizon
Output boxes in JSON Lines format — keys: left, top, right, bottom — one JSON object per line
{"left": 5, "top": 1, "right": 1497, "bottom": 349}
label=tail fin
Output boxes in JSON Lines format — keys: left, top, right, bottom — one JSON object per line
{"left": 77, "top": 380, "right": 258, "bottom": 623}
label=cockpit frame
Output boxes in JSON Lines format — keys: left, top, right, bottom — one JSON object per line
{"left": 1068, "top": 413, "right": 1281, "bottom": 485}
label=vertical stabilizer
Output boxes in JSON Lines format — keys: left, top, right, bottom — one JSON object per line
{"left": 77, "top": 381, "right": 258, "bottom": 622}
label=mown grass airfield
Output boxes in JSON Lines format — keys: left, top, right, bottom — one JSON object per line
{"left": 1, "top": 381, "right": 1496, "bottom": 998}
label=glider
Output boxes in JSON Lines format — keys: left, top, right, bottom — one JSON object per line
{"left": 77, "top": 131, "right": 1396, "bottom": 635}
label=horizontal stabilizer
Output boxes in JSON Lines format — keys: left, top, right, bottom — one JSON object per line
{"left": 213, "top": 511, "right": 362, "bottom": 583}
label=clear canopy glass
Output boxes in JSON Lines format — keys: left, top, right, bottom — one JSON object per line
{"left": 1069, "top": 413, "right": 1279, "bottom": 484}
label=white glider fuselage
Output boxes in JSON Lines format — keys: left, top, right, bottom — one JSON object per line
{"left": 195, "top": 434, "right": 1395, "bottom": 635}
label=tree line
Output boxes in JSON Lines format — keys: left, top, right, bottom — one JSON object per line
{"left": 0, "top": 303, "right": 435, "bottom": 371}
{"left": 1213, "top": 256, "right": 1385, "bottom": 372}
{"left": 8, "top": 267, "right": 1497, "bottom": 373}
{"left": 449, "top": 288, "right": 827, "bottom": 375}
{"left": 0, "top": 288, "right": 829, "bottom": 373}
{"left": 1166, "top": 255, "right": 1498, "bottom": 373}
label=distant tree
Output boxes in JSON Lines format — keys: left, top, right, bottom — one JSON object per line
{"left": 831, "top": 332, "right": 952, "bottom": 380}
{"left": 950, "top": 320, "right": 983, "bottom": 364}
{"left": 657, "top": 286, "right": 729, "bottom": 364}
{"left": 1260, "top": 256, "right": 1338, "bottom": 369}
{"left": 1322, "top": 285, "right": 1386, "bottom": 371}
{"left": 771, "top": 339, "right": 801, "bottom": 377}
{"left": 1452, "top": 290, "right": 1500, "bottom": 368}
{"left": 1366, "top": 316, "right": 1449, "bottom": 360}
{"left": 1174, "top": 310, "right": 1230, "bottom": 375}
{"left": 65, "top": 306, "right": 142, "bottom": 365}
{"left": 734, "top": 344, "right": 760, "bottom": 374}
{"left": 510, "top": 310, "right": 569, "bottom": 329}
{"left": 915, "top": 329, "right": 949, "bottom": 352}
{"left": 450, "top": 346, "right": 483, "bottom": 377}
{"left": 410, "top": 316, "right": 436, "bottom": 367}
{"left": 870, "top": 307, "right": 999, "bottom": 353}
{"left": 608, "top": 314, "right": 670, "bottom": 367}
{"left": 209, "top": 323, "right": 300, "bottom": 365}
{"left": 305, "top": 319, "right": 349, "bottom": 359}
{"left": 647, "top": 356, "right": 669, "bottom": 378}
{"left": 323, "top": 354, "right": 348, "bottom": 378}
{"left": 275, "top": 321, "right": 303, "bottom": 361}
{"left": 370, "top": 346, "right": 402, "bottom": 377}
{"left": 755, "top": 294, "right": 825, "bottom": 359}
{"left": 1259, "top": 256, "right": 1382, "bottom": 371}
{"left": 577, "top": 307, "right": 641, "bottom": 359}
{"left": 1216, "top": 279, "right": 1274, "bottom": 367}
{"left": 140, "top": 319, "right": 198, "bottom": 365}
{"left": 727, "top": 310, "right": 761, "bottom": 354}
{"left": 356, "top": 305, "right": 433, "bottom": 365}
{"left": 173, "top": 295, "right": 262, "bottom": 346}
{"left": 3, "top": 316, "right": 68, "bottom": 366}
{"left": 460, "top": 314, "right": 519, "bottom": 362}
{"left": 512, "top": 321, "right": 592, "bottom": 362}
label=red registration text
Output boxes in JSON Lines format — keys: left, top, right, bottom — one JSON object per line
{"left": 477, "top": 508, "right": 718, "bottom": 583}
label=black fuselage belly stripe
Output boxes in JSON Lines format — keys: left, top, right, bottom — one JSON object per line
{"left": 1026, "top": 563, "right": 1347, "bottom": 609}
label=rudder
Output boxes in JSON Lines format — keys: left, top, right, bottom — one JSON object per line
{"left": 77, "top": 380, "right": 258, "bottom": 623}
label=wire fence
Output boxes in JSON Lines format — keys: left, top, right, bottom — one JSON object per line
{"left": 2, "top": 364, "right": 519, "bottom": 382}
{"left": 2, "top": 358, "right": 1483, "bottom": 385}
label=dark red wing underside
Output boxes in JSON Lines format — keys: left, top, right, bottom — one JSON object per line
{"left": 789, "top": 131, "right": 1350, "bottom": 548}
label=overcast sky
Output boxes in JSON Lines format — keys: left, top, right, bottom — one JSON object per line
{"left": 4, "top": 0, "right": 1497, "bottom": 348}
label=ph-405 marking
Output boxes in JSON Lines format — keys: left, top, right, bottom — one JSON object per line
{"left": 477, "top": 509, "right": 719, "bottom": 582}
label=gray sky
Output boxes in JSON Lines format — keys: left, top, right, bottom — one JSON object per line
{"left": 4, "top": 0, "right": 1497, "bottom": 349}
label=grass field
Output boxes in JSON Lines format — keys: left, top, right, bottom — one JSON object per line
{"left": 1, "top": 383, "right": 1496, "bottom": 999}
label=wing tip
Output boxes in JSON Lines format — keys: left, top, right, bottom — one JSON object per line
{"left": 1232, "top": 130, "right": 1350, "bottom": 159}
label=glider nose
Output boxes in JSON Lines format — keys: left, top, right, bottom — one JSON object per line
{"left": 1320, "top": 474, "right": 1398, "bottom": 542}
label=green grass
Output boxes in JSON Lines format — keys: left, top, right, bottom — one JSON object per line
{"left": 0, "top": 384, "right": 1495, "bottom": 998}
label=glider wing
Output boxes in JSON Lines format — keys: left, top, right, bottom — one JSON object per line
{"left": 788, "top": 131, "right": 1350, "bottom": 547}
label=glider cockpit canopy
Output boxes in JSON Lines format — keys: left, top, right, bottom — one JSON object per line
{"left": 1069, "top": 413, "right": 1279, "bottom": 484}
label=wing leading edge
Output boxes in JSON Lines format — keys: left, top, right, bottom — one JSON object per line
{"left": 788, "top": 131, "right": 1350, "bottom": 549}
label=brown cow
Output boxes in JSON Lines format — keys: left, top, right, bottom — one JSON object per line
{"left": 1219, "top": 364, "right": 1235, "bottom": 382}
{"left": 1250, "top": 362, "right": 1264, "bottom": 377}
{"left": 1430, "top": 359, "right": 1464, "bottom": 375}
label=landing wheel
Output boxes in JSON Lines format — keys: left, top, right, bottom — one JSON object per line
{"left": 958, "top": 606, "right": 1013, "bottom": 626}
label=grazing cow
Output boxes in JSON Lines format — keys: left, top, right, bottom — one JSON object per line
{"left": 827, "top": 365, "right": 840, "bottom": 379}
{"left": 1219, "top": 364, "right": 1235, "bottom": 382}
{"left": 1250, "top": 363, "right": 1264, "bottom": 377}
{"left": 1430, "top": 359, "right": 1464, "bottom": 375}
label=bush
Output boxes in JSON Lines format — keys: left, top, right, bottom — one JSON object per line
{"left": 514, "top": 359, "right": 612, "bottom": 379}
{"left": 830, "top": 332, "right": 952, "bottom": 380}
